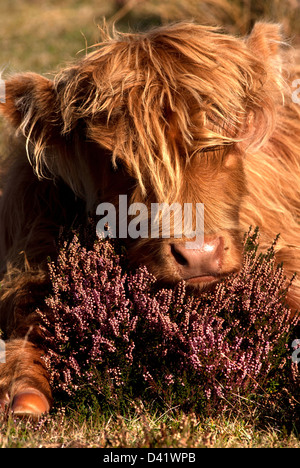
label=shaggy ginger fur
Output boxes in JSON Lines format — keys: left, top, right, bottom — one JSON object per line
{"left": 0, "top": 22, "right": 299, "bottom": 415}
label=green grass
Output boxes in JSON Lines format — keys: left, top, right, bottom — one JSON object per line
{"left": 0, "top": 0, "right": 299, "bottom": 448}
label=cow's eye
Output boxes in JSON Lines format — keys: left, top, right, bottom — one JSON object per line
{"left": 199, "top": 144, "right": 233, "bottom": 160}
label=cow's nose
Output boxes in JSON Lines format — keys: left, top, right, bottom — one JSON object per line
{"left": 170, "top": 237, "right": 224, "bottom": 282}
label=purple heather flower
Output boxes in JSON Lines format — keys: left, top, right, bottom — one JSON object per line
{"left": 37, "top": 228, "right": 299, "bottom": 413}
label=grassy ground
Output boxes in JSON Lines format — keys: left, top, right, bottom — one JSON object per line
{"left": 1, "top": 406, "right": 300, "bottom": 448}
{"left": 0, "top": 0, "right": 299, "bottom": 448}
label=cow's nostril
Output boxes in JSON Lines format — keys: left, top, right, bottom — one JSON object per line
{"left": 170, "top": 237, "right": 224, "bottom": 281}
{"left": 170, "top": 244, "right": 188, "bottom": 266}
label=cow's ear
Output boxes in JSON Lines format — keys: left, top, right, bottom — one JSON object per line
{"left": 0, "top": 72, "right": 66, "bottom": 180}
{"left": 247, "top": 22, "right": 283, "bottom": 68}
{"left": 0, "top": 72, "right": 60, "bottom": 139}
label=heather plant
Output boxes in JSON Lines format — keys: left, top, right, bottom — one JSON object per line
{"left": 38, "top": 228, "right": 299, "bottom": 422}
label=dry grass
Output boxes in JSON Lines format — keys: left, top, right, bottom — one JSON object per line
{"left": 1, "top": 407, "right": 299, "bottom": 448}
{"left": 0, "top": 0, "right": 299, "bottom": 448}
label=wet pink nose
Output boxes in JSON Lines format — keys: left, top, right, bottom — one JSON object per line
{"left": 170, "top": 237, "right": 224, "bottom": 281}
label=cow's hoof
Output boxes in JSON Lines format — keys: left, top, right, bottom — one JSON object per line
{"left": 11, "top": 388, "right": 50, "bottom": 417}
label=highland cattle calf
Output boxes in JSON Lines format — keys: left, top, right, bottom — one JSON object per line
{"left": 0, "top": 22, "right": 299, "bottom": 415}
